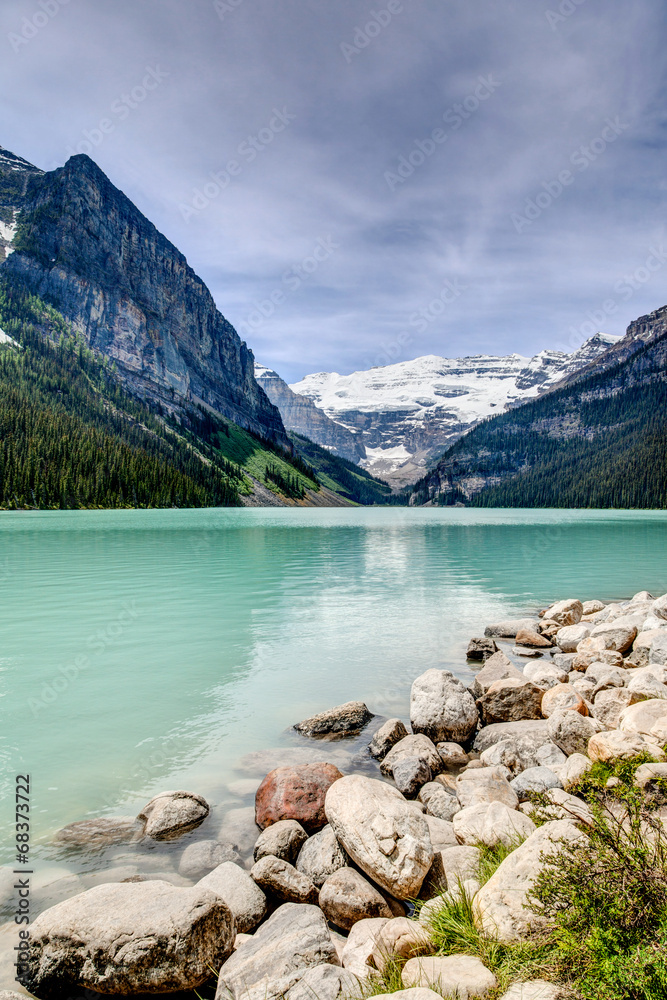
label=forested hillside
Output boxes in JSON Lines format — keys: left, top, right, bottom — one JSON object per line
{"left": 289, "top": 432, "right": 395, "bottom": 505}
{"left": 410, "top": 324, "right": 667, "bottom": 509}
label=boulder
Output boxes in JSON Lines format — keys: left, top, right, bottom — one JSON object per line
{"left": 325, "top": 775, "right": 433, "bottom": 899}
{"left": 369, "top": 718, "right": 409, "bottom": 760}
{"left": 479, "top": 734, "right": 555, "bottom": 776}
{"left": 572, "top": 648, "right": 623, "bottom": 671}
{"left": 393, "top": 757, "right": 433, "bottom": 798}
{"left": 633, "top": 762, "right": 667, "bottom": 802}
{"left": 253, "top": 819, "right": 309, "bottom": 864}
{"left": 591, "top": 688, "right": 636, "bottom": 729}
{"left": 255, "top": 763, "right": 343, "bottom": 833}
{"left": 455, "top": 767, "right": 519, "bottom": 809}
{"left": 382, "top": 734, "right": 442, "bottom": 777}
{"left": 498, "top": 982, "right": 562, "bottom": 1000}
{"left": 534, "top": 743, "right": 567, "bottom": 769}
{"left": 319, "top": 867, "right": 393, "bottom": 930}
{"left": 586, "top": 664, "right": 628, "bottom": 694}
{"left": 436, "top": 742, "right": 469, "bottom": 768}
{"left": 651, "top": 594, "right": 667, "bottom": 621}
{"left": 285, "top": 965, "right": 358, "bottom": 1000}
{"left": 477, "top": 678, "right": 544, "bottom": 725}
{"left": 484, "top": 619, "right": 539, "bottom": 638}
{"left": 402, "top": 955, "right": 497, "bottom": 998}
{"left": 466, "top": 637, "right": 499, "bottom": 661}
{"left": 473, "top": 720, "right": 550, "bottom": 753}
{"left": 552, "top": 652, "right": 576, "bottom": 671}
{"left": 294, "top": 701, "right": 373, "bottom": 740}
{"left": 473, "top": 821, "right": 585, "bottom": 941}
{"left": 470, "top": 651, "right": 523, "bottom": 698}
{"left": 371, "top": 917, "right": 432, "bottom": 972}
{"left": 296, "top": 824, "right": 348, "bottom": 888}
{"left": 453, "top": 802, "right": 535, "bottom": 848}
{"left": 510, "top": 767, "right": 562, "bottom": 802}
{"left": 21, "top": 880, "right": 234, "bottom": 997}
{"left": 340, "top": 916, "right": 389, "bottom": 976}
{"left": 515, "top": 629, "right": 553, "bottom": 648}
{"left": 53, "top": 817, "right": 142, "bottom": 850}
{"left": 582, "top": 600, "right": 606, "bottom": 615}
{"left": 619, "top": 699, "right": 667, "bottom": 737}
{"left": 511, "top": 646, "right": 543, "bottom": 659}
{"left": 523, "top": 662, "right": 567, "bottom": 689}
{"left": 540, "top": 788, "right": 595, "bottom": 827}
{"left": 216, "top": 903, "right": 338, "bottom": 1000}
{"left": 589, "top": 619, "right": 638, "bottom": 653}
{"left": 418, "top": 783, "right": 460, "bottom": 822}
{"left": 541, "top": 684, "right": 587, "bottom": 718}
{"left": 410, "top": 669, "right": 479, "bottom": 744}
{"left": 543, "top": 599, "right": 583, "bottom": 626}
{"left": 547, "top": 710, "right": 602, "bottom": 756}
{"left": 218, "top": 806, "right": 262, "bottom": 855}
{"left": 588, "top": 730, "right": 664, "bottom": 764}
{"left": 423, "top": 814, "right": 459, "bottom": 851}
{"left": 179, "top": 840, "right": 242, "bottom": 878}
{"left": 627, "top": 630, "right": 664, "bottom": 667}
{"left": 250, "top": 856, "right": 319, "bottom": 904}
{"left": 627, "top": 669, "right": 667, "bottom": 700}
{"left": 198, "top": 861, "right": 268, "bottom": 934}
{"left": 559, "top": 753, "right": 593, "bottom": 791}
{"left": 555, "top": 624, "right": 590, "bottom": 653}
{"left": 138, "top": 791, "right": 209, "bottom": 841}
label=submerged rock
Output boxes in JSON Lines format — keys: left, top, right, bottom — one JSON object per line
{"left": 138, "top": 790, "right": 210, "bottom": 841}
{"left": 53, "top": 816, "right": 142, "bottom": 850}
{"left": 294, "top": 701, "right": 374, "bottom": 739}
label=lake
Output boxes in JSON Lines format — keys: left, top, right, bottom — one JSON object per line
{"left": 1, "top": 507, "right": 666, "bottom": 932}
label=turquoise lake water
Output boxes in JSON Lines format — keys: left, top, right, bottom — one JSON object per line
{"left": 1, "top": 507, "right": 667, "bottom": 864}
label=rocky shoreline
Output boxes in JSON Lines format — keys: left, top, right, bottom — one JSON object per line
{"left": 8, "top": 591, "right": 667, "bottom": 1000}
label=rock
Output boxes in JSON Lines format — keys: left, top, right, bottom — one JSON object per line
{"left": 583, "top": 600, "right": 606, "bottom": 615}
{"left": 627, "top": 669, "right": 667, "bottom": 700}
{"left": 382, "top": 734, "right": 442, "bottom": 777}
{"left": 423, "top": 814, "right": 459, "bottom": 851}
{"left": 544, "top": 599, "right": 583, "bottom": 626}
{"left": 541, "top": 788, "right": 595, "bottom": 827}
{"left": 477, "top": 678, "right": 544, "bottom": 724}
{"left": 590, "top": 619, "right": 638, "bottom": 653}
{"left": 627, "top": 630, "right": 664, "bottom": 667}
{"left": 510, "top": 767, "right": 562, "bottom": 801}
{"left": 319, "top": 867, "right": 393, "bottom": 930}
{"left": 498, "top": 982, "right": 562, "bottom": 1000}
{"left": 619, "top": 699, "right": 667, "bottom": 736}
{"left": 641, "top": 615, "right": 667, "bottom": 632}
{"left": 473, "top": 820, "right": 585, "bottom": 941}
{"left": 541, "top": 684, "right": 588, "bottom": 718}
{"left": 285, "top": 965, "right": 357, "bottom": 1000}
{"left": 340, "top": 916, "right": 390, "bottom": 976}
{"left": 534, "top": 743, "right": 567, "bottom": 769}
{"left": 555, "top": 624, "right": 590, "bottom": 652}
{"left": 559, "top": 753, "right": 593, "bottom": 791}
{"left": 466, "top": 637, "right": 499, "bottom": 661}
{"left": 523, "top": 662, "right": 567, "bottom": 689}
{"left": 22, "top": 880, "right": 234, "bottom": 997}
{"left": 250, "top": 856, "right": 319, "bottom": 904}
{"left": 419, "top": 783, "right": 460, "bottom": 822}
{"left": 456, "top": 767, "right": 519, "bottom": 809}
{"left": 53, "top": 816, "right": 142, "bottom": 850}
{"left": 370, "top": 917, "right": 432, "bottom": 972}
{"left": 325, "top": 775, "right": 433, "bottom": 899}
{"left": 588, "top": 730, "right": 664, "bottom": 764}
{"left": 470, "top": 651, "right": 523, "bottom": 698}
{"left": 634, "top": 763, "right": 667, "bottom": 802}
{"left": 216, "top": 903, "right": 338, "bottom": 1000}
{"left": 410, "top": 669, "right": 479, "bottom": 744}
{"left": 393, "top": 757, "right": 433, "bottom": 798}
{"left": 255, "top": 763, "right": 344, "bottom": 833}
{"left": 453, "top": 802, "right": 536, "bottom": 848}
{"left": 515, "top": 629, "right": 553, "bottom": 648}
{"left": 485, "top": 619, "right": 539, "bottom": 638}
{"left": 570, "top": 677, "right": 596, "bottom": 702}
{"left": 651, "top": 593, "right": 667, "bottom": 621}
{"left": 198, "top": 861, "right": 268, "bottom": 933}
{"left": 591, "top": 688, "right": 636, "bottom": 729}
{"left": 436, "top": 742, "right": 469, "bottom": 767}
{"left": 138, "top": 790, "right": 209, "bottom": 841}
{"left": 369, "top": 719, "right": 409, "bottom": 759}
{"left": 474, "top": 720, "right": 550, "bottom": 753}
{"left": 402, "top": 954, "right": 497, "bottom": 998}
{"left": 479, "top": 735, "right": 552, "bottom": 775}
{"left": 179, "top": 840, "right": 242, "bottom": 878}
{"left": 547, "top": 709, "right": 602, "bottom": 756}
{"left": 586, "top": 663, "right": 628, "bottom": 693}
{"left": 552, "top": 652, "right": 576, "bottom": 671}
{"left": 296, "top": 824, "right": 348, "bottom": 888}
{"left": 295, "top": 701, "right": 374, "bottom": 740}
{"left": 440, "top": 845, "right": 482, "bottom": 885}
{"left": 512, "top": 647, "right": 543, "bottom": 658}
{"left": 254, "top": 820, "right": 309, "bottom": 864}
{"left": 572, "top": 648, "right": 623, "bottom": 670}
{"left": 218, "top": 806, "right": 262, "bottom": 855}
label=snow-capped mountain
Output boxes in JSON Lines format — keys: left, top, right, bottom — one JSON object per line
{"left": 284, "top": 334, "right": 621, "bottom": 486}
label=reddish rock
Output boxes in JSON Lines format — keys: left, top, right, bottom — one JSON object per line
{"left": 255, "top": 763, "right": 344, "bottom": 833}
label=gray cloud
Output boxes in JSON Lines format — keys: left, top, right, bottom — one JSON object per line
{"left": 2, "top": 0, "right": 666, "bottom": 380}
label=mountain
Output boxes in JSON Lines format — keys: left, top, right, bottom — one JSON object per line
{"left": 287, "top": 433, "right": 394, "bottom": 506}
{"left": 409, "top": 309, "right": 667, "bottom": 509}
{"left": 288, "top": 335, "right": 621, "bottom": 486}
{"left": 254, "top": 364, "right": 365, "bottom": 463}
{"left": 0, "top": 145, "right": 286, "bottom": 446}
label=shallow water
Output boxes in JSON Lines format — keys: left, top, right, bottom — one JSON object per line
{"left": 1, "top": 507, "right": 666, "bottom": 947}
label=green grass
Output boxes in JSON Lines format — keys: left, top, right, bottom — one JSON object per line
{"left": 212, "top": 423, "right": 319, "bottom": 498}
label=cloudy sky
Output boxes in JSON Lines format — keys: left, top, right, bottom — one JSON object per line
{"left": 2, "top": 0, "right": 667, "bottom": 381}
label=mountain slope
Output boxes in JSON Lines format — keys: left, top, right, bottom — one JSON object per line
{"left": 0, "top": 145, "right": 286, "bottom": 445}
{"left": 288, "top": 335, "right": 620, "bottom": 486}
{"left": 288, "top": 433, "right": 394, "bottom": 505}
{"left": 409, "top": 313, "right": 667, "bottom": 509}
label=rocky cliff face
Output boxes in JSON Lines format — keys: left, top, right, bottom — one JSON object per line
{"left": 0, "top": 145, "right": 43, "bottom": 262}
{"left": 254, "top": 364, "right": 365, "bottom": 463}
{"left": 0, "top": 148, "right": 287, "bottom": 445}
